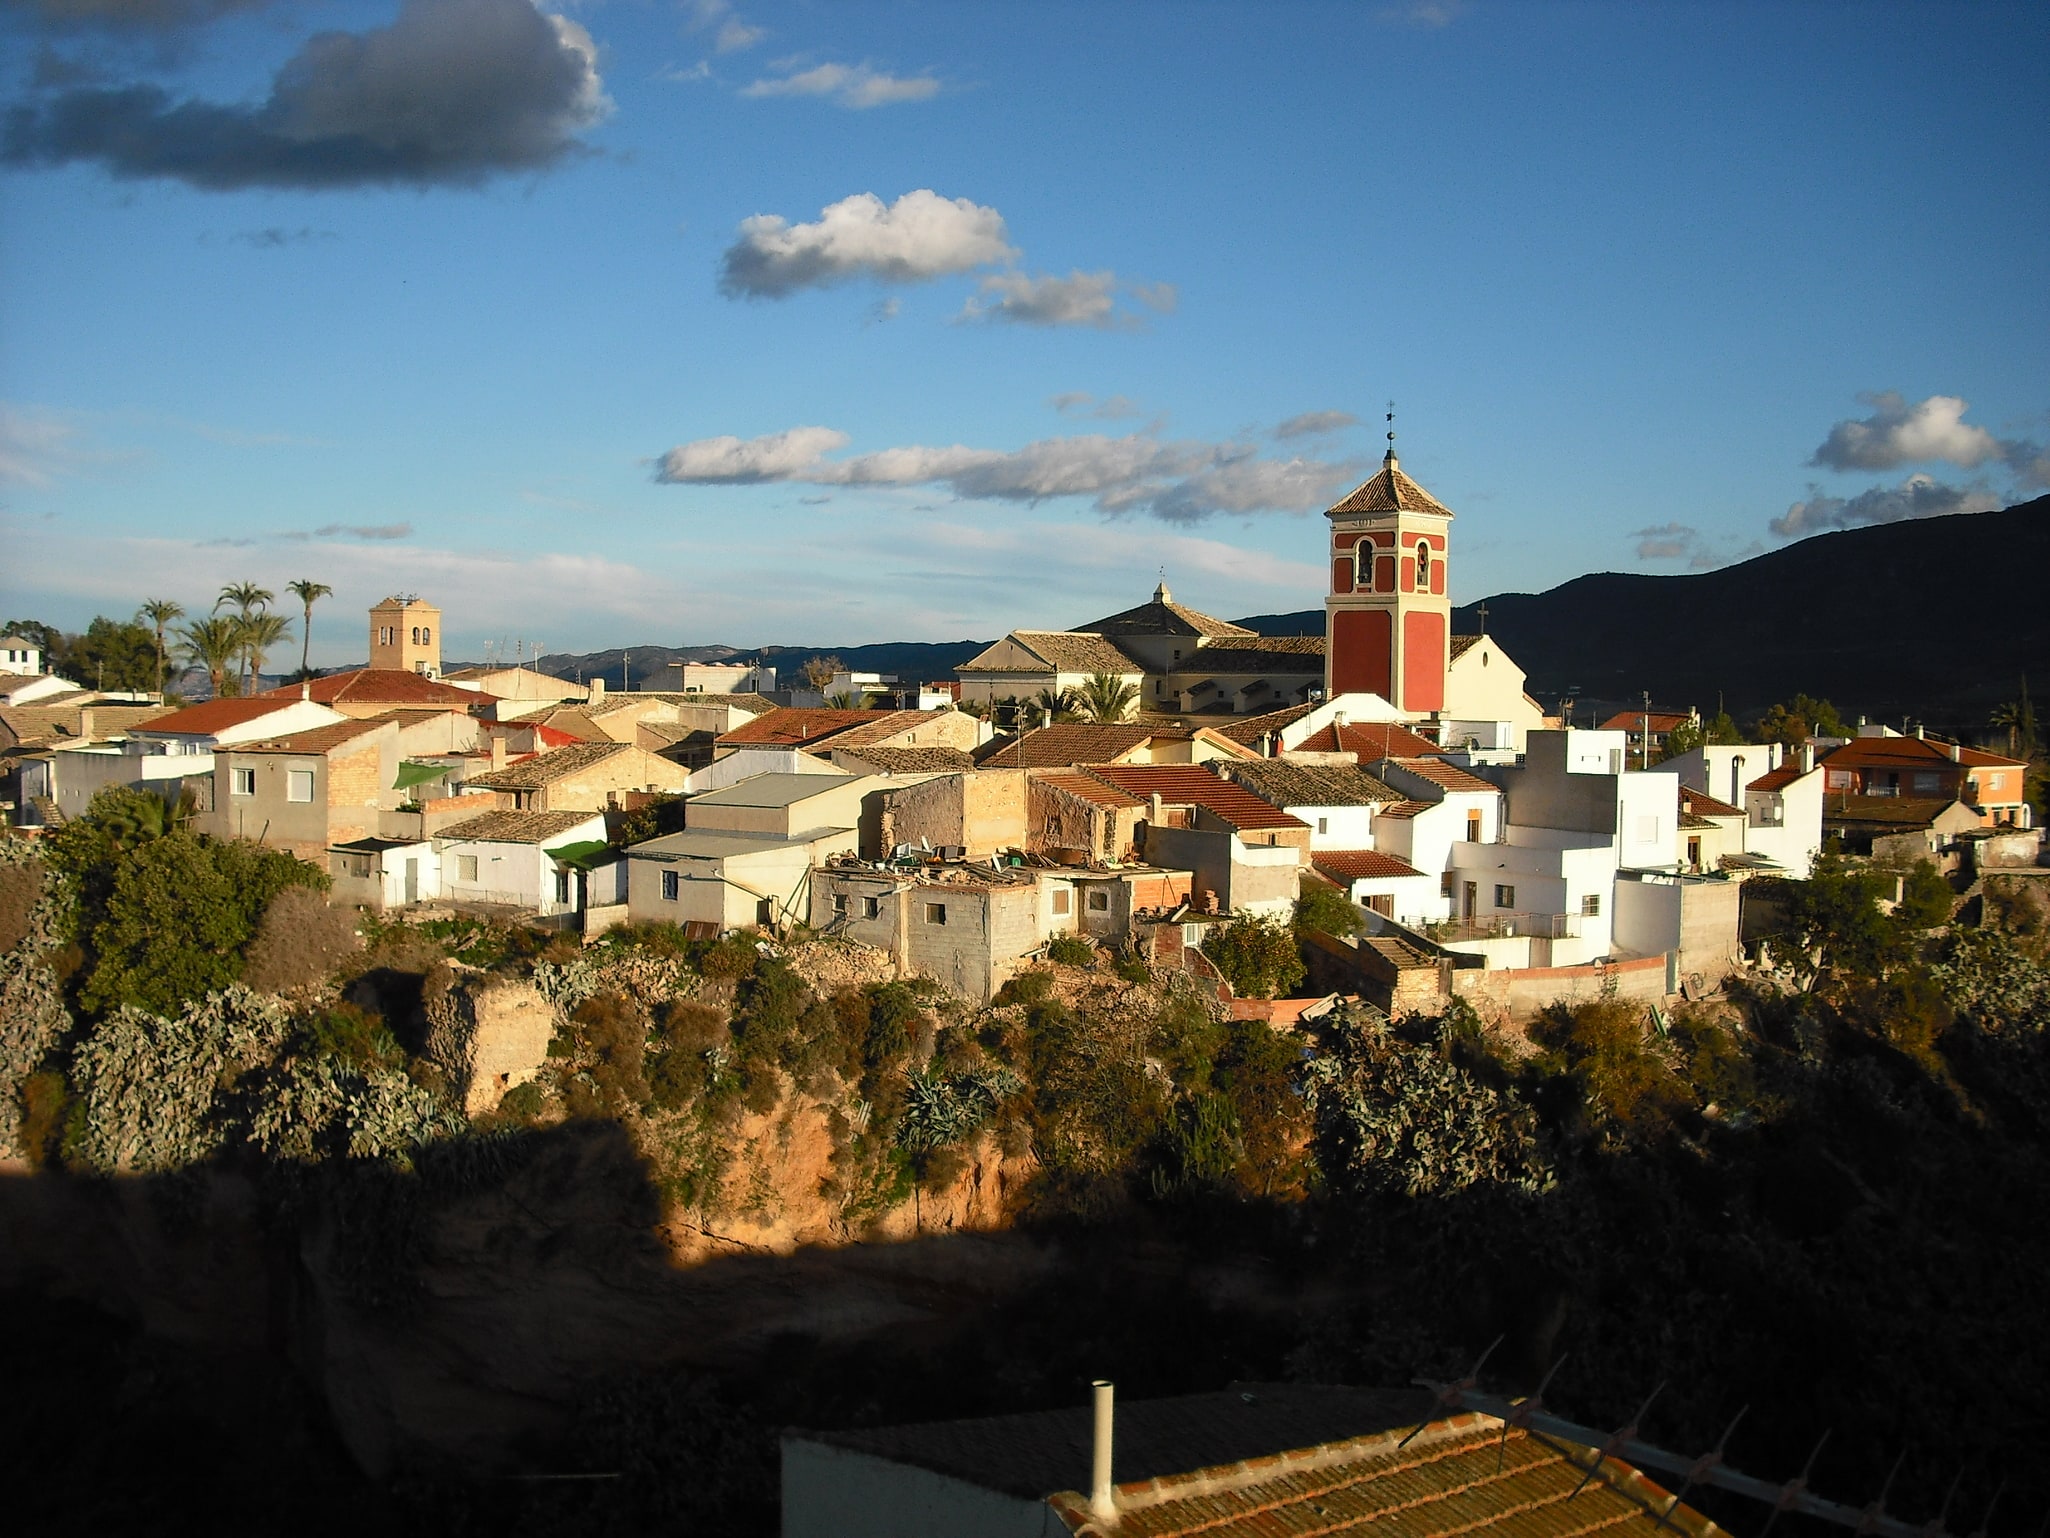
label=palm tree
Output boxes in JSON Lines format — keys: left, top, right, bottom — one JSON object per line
{"left": 178, "top": 616, "right": 245, "bottom": 698}
{"left": 238, "top": 612, "right": 293, "bottom": 693}
{"left": 286, "top": 579, "right": 332, "bottom": 681}
{"left": 138, "top": 598, "right": 184, "bottom": 696}
{"left": 216, "top": 582, "right": 275, "bottom": 692}
{"left": 1078, "top": 672, "right": 1139, "bottom": 724}
{"left": 1032, "top": 685, "right": 1082, "bottom": 724}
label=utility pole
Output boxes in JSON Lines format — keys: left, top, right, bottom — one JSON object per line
{"left": 1642, "top": 690, "right": 1653, "bottom": 770}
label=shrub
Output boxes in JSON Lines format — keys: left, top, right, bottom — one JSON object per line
{"left": 241, "top": 885, "right": 362, "bottom": 995}
{"left": 569, "top": 991, "right": 651, "bottom": 1114}
{"left": 1046, "top": 934, "right": 1095, "bottom": 967}
{"left": 1294, "top": 879, "right": 1363, "bottom": 939}
{"left": 993, "top": 969, "right": 1056, "bottom": 1008}
{"left": 1202, "top": 914, "right": 1306, "bottom": 1000}
{"left": 697, "top": 932, "right": 760, "bottom": 982}
{"left": 0, "top": 858, "right": 42, "bottom": 955}
{"left": 495, "top": 1080, "right": 546, "bottom": 1123}
{"left": 1895, "top": 860, "right": 1954, "bottom": 930}
{"left": 1528, "top": 998, "right": 1691, "bottom": 1134}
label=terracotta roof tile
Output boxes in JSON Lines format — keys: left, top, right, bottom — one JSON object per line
{"left": 1035, "top": 769, "right": 1148, "bottom": 809}
{"left": 837, "top": 745, "right": 976, "bottom": 773}
{"left": 1176, "top": 638, "right": 1325, "bottom": 671}
{"left": 1212, "top": 703, "right": 1318, "bottom": 746}
{"left": 1385, "top": 756, "right": 1498, "bottom": 795}
{"left": 715, "top": 707, "right": 881, "bottom": 747}
{"left": 136, "top": 696, "right": 318, "bottom": 736}
{"left": 1373, "top": 799, "right": 1433, "bottom": 820}
{"left": 1679, "top": 786, "right": 1745, "bottom": 819}
{"left": 1822, "top": 795, "right": 1968, "bottom": 827}
{"left": 222, "top": 719, "right": 393, "bottom": 755}
{"left": 1325, "top": 453, "right": 1455, "bottom": 519}
{"left": 1823, "top": 735, "right": 2024, "bottom": 770}
{"left": 1292, "top": 721, "right": 1446, "bottom": 759}
{"left": 1313, "top": 849, "right": 1424, "bottom": 881}
{"left": 1079, "top": 594, "right": 1255, "bottom": 640}
{"left": 820, "top": 710, "right": 955, "bottom": 748}
{"left": 1448, "top": 634, "right": 1482, "bottom": 660}
{"left": 1598, "top": 709, "right": 1696, "bottom": 733}
{"left": 260, "top": 668, "right": 485, "bottom": 707}
{"left": 959, "top": 631, "right": 1144, "bottom": 676}
{"left": 1746, "top": 763, "right": 1805, "bottom": 792}
{"left": 1086, "top": 764, "right": 1308, "bottom": 832}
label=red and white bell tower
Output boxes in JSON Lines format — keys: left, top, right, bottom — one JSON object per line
{"left": 1323, "top": 431, "right": 1453, "bottom": 714}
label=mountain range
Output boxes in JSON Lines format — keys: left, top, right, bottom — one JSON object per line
{"left": 523, "top": 496, "right": 2048, "bottom": 728}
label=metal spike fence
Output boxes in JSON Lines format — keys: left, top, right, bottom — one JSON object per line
{"left": 1410, "top": 1341, "right": 2010, "bottom": 1538}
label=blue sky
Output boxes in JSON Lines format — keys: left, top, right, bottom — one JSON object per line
{"left": 3, "top": 0, "right": 2046, "bottom": 666}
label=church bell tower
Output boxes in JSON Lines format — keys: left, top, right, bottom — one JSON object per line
{"left": 1323, "top": 419, "right": 1453, "bottom": 714}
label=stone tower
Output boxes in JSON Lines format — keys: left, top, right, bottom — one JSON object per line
{"left": 1323, "top": 448, "right": 1453, "bottom": 713}
{"left": 369, "top": 595, "right": 442, "bottom": 677}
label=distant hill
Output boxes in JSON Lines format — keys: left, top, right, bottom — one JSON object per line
{"left": 1235, "top": 495, "right": 2050, "bottom": 726}
{"left": 528, "top": 639, "right": 992, "bottom": 693}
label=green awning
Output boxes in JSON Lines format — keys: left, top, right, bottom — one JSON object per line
{"left": 548, "top": 839, "right": 613, "bottom": 870}
{"left": 393, "top": 760, "right": 448, "bottom": 791}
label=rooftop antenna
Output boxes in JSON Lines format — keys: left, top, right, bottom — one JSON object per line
{"left": 1398, "top": 1335, "right": 1501, "bottom": 1449}
{"left": 1566, "top": 1381, "right": 1665, "bottom": 1498}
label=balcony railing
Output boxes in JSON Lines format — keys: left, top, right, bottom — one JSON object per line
{"left": 1428, "top": 911, "right": 1580, "bottom": 943}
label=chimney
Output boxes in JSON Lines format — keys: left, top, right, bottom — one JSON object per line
{"left": 1948, "top": 741, "right": 1961, "bottom": 763}
{"left": 1089, "top": 1380, "right": 1116, "bottom": 1521}
{"left": 1800, "top": 743, "right": 1815, "bottom": 774}
{"left": 1768, "top": 741, "right": 1782, "bottom": 770}
{"left": 588, "top": 677, "right": 605, "bottom": 704}
{"left": 1914, "top": 723, "right": 1926, "bottom": 740}
{"left": 76, "top": 706, "right": 95, "bottom": 741}
{"left": 300, "top": 681, "right": 311, "bottom": 701}
{"left": 1149, "top": 792, "right": 1164, "bottom": 824}
{"left": 490, "top": 734, "right": 508, "bottom": 771}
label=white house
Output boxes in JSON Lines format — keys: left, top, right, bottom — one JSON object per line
{"left": 1666, "top": 741, "right": 1826, "bottom": 879}
{"left": 0, "top": 635, "right": 44, "bottom": 676}
{"left": 1438, "top": 633, "right": 1547, "bottom": 754}
{"left": 435, "top": 809, "right": 609, "bottom": 914}
{"left": 329, "top": 835, "right": 440, "bottom": 910}
{"left": 1219, "top": 759, "right": 1400, "bottom": 848}
{"left": 0, "top": 672, "right": 83, "bottom": 707}
{"left": 130, "top": 695, "right": 347, "bottom": 754}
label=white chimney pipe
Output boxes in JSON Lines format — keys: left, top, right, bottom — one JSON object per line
{"left": 1090, "top": 1380, "right": 1116, "bottom": 1521}
{"left": 1948, "top": 741, "right": 1961, "bottom": 763}
{"left": 1800, "top": 743, "right": 1815, "bottom": 774}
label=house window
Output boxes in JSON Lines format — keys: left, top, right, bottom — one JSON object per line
{"left": 863, "top": 896, "right": 880, "bottom": 919}
{"left": 660, "top": 869, "right": 679, "bottom": 901}
{"left": 459, "top": 855, "right": 480, "bottom": 882}
{"left": 833, "top": 892, "right": 849, "bottom": 914}
{"left": 1494, "top": 884, "right": 1515, "bottom": 909}
{"left": 1466, "top": 811, "right": 1481, "bottom": 842}
{"left": 1582, "top": 894, "right": 1602, "bottom": 917}
{"left": 1355, "top": 544, "right": 1374, "bottom": 590}
{"left": 421, "top": 627, "right": 431, "bottom": 645}
{"left": 1914, "top": 772, "right": 1942, "bottom": 794}
{"left": 925, "top": 902, "right": 947, "bottom": 925}
{"left": 1316, "top": 816, "right": 1328, "bottom": 835}
{"left": 1367, "top": 895, "right": 1394, "bottom": 918}
{"left": 1440, "top": 872, "right": 1456, "bottom": 898}
{"left": 1051, "top": 889, "right": 1071, "bottom": 915}
{"left": 286, "top": 768, "right": 314, "bottom": 803}
{"left": 555, "top": 870, "right": 572, "bottom": 903}
{"left": 1687, "top": 837, "right": 1702, "bottom": 867}
{"left": 410, "top": 627, "right": 420, "bottom": 645}
{"left": 1087, "top": 890, "right": 1110, "bottom": 912}
{"left": 1416, "top": 540, "right": 1432, "bottom": 589}
{"left": 231, "top": 767, "right": 255, "bottom": 797}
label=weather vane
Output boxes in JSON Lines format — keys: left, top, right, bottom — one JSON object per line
{"left": 1386, "top": 400, "right": 1396, "bottom": 454}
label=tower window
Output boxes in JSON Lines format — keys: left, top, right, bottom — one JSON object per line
{"left": 1355, "top": 544, "right": 1374, "bottom": 591}
{"left": 1416, "top": 540, "right": 1432, "bottom": 590}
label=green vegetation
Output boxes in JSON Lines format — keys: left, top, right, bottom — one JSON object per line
{"left": 1044, "top": 933, "right": 1095, "bottom": 967}
{"left": 1753, "top": 692, "right": 1849, "bottom": 752}
{"left": 1202, "top": 913, "right": 1306, "bottom": 998}
{"left": 1293, "top": 879, "right": 1362, "bottom": 939}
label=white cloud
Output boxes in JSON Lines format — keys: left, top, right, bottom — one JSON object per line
{"left": 0, "top": 402, "right": 83, "bottom": 486}
{"left": 653, "top": 425, "right": 850, "bottom": 483}
{"left": 1631, "top": 522, "right": 1697, "bottom": 560}
{"left": 741, "top": 61, "right": 940, "bottom": 108}
{"left": 684, "top": 0, "right": 763, "bottom": 54}
{"left": 962, "top": 269, "right": 1120, "bottom": 328}
{"left": 1377, "top": 0, "right": 1466, "bottom": 26}
{"left": 1811, "top": 391, "right": 2005, "bottom": 472}
{"left": 1051, "top": 392, "right": 1141, "bottom": 419}
{"left": 1273, "top": 410, "right": 1358, "bottom": 440}
{"left": 651, "top": 423, "right": 1362, "bottom": 524}
{"left": 718, "top": 189, "right": 1015, "bottom": 299}
{"left": 1771, "top": 473, "right": 2004, "bottom": 538}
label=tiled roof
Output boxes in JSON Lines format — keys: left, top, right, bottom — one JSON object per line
{"left": 1822, "top": 735, "right": 2024, "bottom": 770}
{"left": 688, "top": 772, "right": 857, "bottom": 808}
{"left": 838, "top": 745, "right": 976, "bottom": 773}
{"left": 1448, "top": 633, "right": 1482, "bottom": 660}
{"left": 820, "top": 710, "right": 955, "bottom": 748}
{"left": 1823, "top": 795, "right": 1968, "bottom": 827}
{"left": 1373, "top": 799, "right": 1433, "bottom": 820}
{"left": 224, "top": 719, "right": 392, "bottom": 755}
{"left": 1747, "top": 763, "right": 1806, "bottom": 792}
{"left": 367, "top": 706, "right": 472, "bottom": 725}
{"left": 0, "top": 702, "right": 162, "bottom": 746}
{"left": 1226, "top": 759, "right": 1401, "bottom": 807}
{"left": 1386, "top": 756, "right": 1498, "bottom": 795}
{"left": 1086, "top": 764, "right": 1308, "bottom": 832}
{"left": 1211, "top": 703, "right": 1317, "bottom": 746}
{"left": 675, "top": 692, "right": 779, "bottom": 716}
{"left": 1324, "top": 453, "right": 1455, "bottom": 519}
{"left": 1175, "top": 638, "right": 1325, "bottom": 671}
{"left": 261, "top": 669, "right": 485, "bottom": 707}
{"left": 715, "top": 707, "right": 881, "bottom": 747}
{"left": 466, "top": 740, "right": 632, "bottom": 788}
{"left": 813, "top": 1384, "right": 1430, "bottom": 1503}
{"left": 534, "top": 707, "right": 610, "bottom": 742}
{"left": 437, "top": 809, "right": 600, "bottom": 845}
{"left": 1080, "top": 590, "right": 1254, "bottom": 640}
{"left": 1680, "top": 786, "right": 1745, "bottom": 819}
{"left": 978, "top": 724, "right": 1161, "bottom": 769}
{"left": 1047, "top": 1417, "right": 1716, "bottom": 1538}
{"left": 1035, "top": 769, "right": 1147, "bottom": 809}
{"left": 1313, "top": 849, "right": 1424, "bottom": 881}
{"left": 959, "top": 631, "right": 1144, "bottom": 676}
{"left": 1292, "top": 720, "right": 1446, "bottom": 759}
{"left": 135, "top": 696, "right": 313, "bottom": 736}
{"left": 1598, "top": 709, "right": 1695, "bottom": 733}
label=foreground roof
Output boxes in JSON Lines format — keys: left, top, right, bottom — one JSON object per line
{"left": 1175, "top": 637, "right": 1325, "bottom": 671}
{"left": 260, "top": 669, "right": 485, "bottom": 708}
{"left": 1087, "top": 764, "right": 1308, "bottom": 832}
{"left": 135, "top": 696, "right": 316, "bottom": 737}
{"left": 1822, "top": 795, "right": 1972, "bottom": 828}
{"left": 1292, "top": 720, "right": 1446, "bottom": 759}
{"left": 688, "top": 771, "right": 858, "bottom": 807}
{"left": 437, "top": 809, "right": 602, "bottom": 845}
{"left": 1228, "top": 759, "right": 1401, "bottom": 808}
{"left": 1680, "top": 786, "right": 1746, "bottom": 820}
{"left": 1078, "top": 584, "right": 1255, "bottom": 641}
{"left": 1388, "top": 756, "right": 1500, "bottom": 796}
{"left": 1325, "top": 451, "right": 1455, "bottom": 519}
{"left": 1210, "top": 702, "right": 1318, "bottom": 746}
{"left": 715, "top": 707, "right": 885, "bottom": 748}
{"left": 1822, "top": 734, "right": 2024, "bottom": 770}
{"left": 466, "top": 740, "right": 633, "bottom": 788}
{"left": 837, "top": 744, "right": 976, "bottom": 773}
{"left": 960, "top": 630, "right": 1145, "bottom": 676}
{"left": 978, "top": 724, "right": 1164, "bottom": 769}
{"left": 1313, "top": 848, "right": 1425, "bottom": 882}
{"left": 225, "top": 719, "right": 392, "bottom": 755}
{"left": 1598, "top": 709, "right": 1696, "bottom": 733}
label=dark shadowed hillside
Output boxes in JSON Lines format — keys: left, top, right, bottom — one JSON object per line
{"left": 1235, "top": 495, "right": 2050, "bottom": 723}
